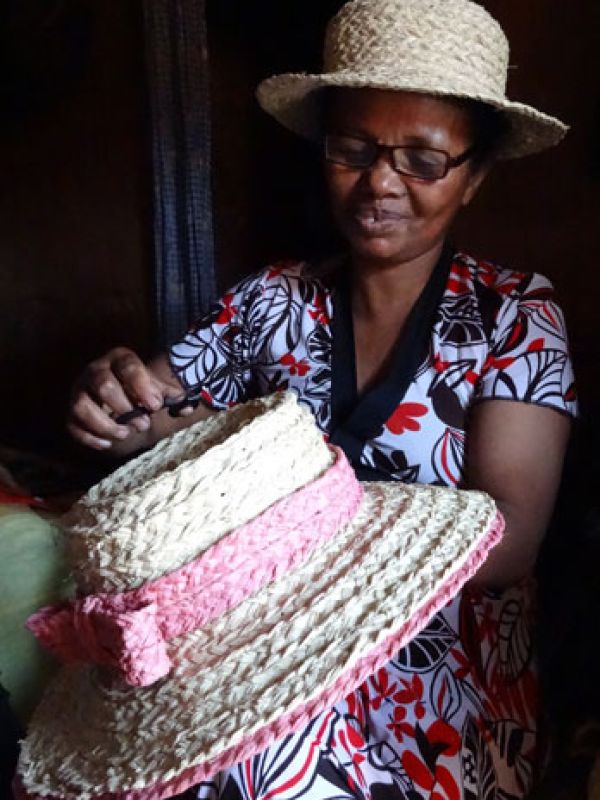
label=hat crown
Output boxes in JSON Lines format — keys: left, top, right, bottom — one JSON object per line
{"left": 324, "top": 0, "right": 509, "bottom": 100}
{"left": 66, "top": 393, "right": 333, "bottom": 594}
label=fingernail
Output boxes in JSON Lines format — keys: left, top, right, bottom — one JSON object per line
{"left": 97, "top": 439, "right": 113, "bottom": 449}
{"left": 136, "top": 416, "right": 151, "bottom": 431}
{"left": 148, "top": 395, "right": 162, "bottom": 412}
{"left": 115, "top": 427, "right": 129, "bottom": 439}
{"left": 179, "top": 406, "right": 194, "bottom": 416}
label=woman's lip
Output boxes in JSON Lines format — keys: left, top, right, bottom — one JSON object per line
{"left": 352, "top": 208, "right": 411, "bottom": 233}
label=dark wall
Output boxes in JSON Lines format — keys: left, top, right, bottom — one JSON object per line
{"left": 0, "top": 0, "right": 597, "bottom": 455}
{"left": 0, "top": 1, "right": 152, "bottom": 451}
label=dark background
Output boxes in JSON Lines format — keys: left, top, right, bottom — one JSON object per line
{"left": 0, "top": 0, "right": 598, "bottom": 453}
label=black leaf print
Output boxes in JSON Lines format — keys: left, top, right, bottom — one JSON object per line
{"left": 436, "top": 294, "right": 487, "bottom": 347}
{"left": 371, "top": 782, "right": 424, "bottom": 800}
{"left": 246, "top": 278, "right": 305, "bottom": 362}
{"left": 474, "top": 282, "right": 504, "bottom": 340}
{"left": 370, "top": 448, "right": 420, "bottom": 483}
{"left": 428, "top": 380, "right": 466, "bottom": 430}
{"left": 491, "top": 350, "right": 569, "bottom": 405}
{"left": 392, "top": 614, "right": 457, "bottom": 673}
{"left": 489, "top": 720, "right": 535, "bottom": 796}
{"left": 306, "top": 325, "right": 332, "bottom": 366}
{"left": 429, "top": 358, "right": 477, "bottom": 392}
{"left": 430, "top": 664, "right": 462, "bottom": 723}
{"left": 431, "top": 428, "right": 465, "bottom": 486}
{"left": 519, "top": 287, "right": 566, "bottom": 341}
{"left": 461, "top": 714, "right": 497, "bottom": 800}
{"left": 459, "top": 593, "right": 488, "bottom": 692}
{"left": 414, "top": 723, "right": 446, "bottom": 775}
{"left": 216, "top": 778, "right": 245, "bottom": 800}
{"left": 497, "top": 599, "right": 532, "bottom": 682}
{"left": 489, "top": 719, "right": 524, "bottom": 768}
{"left": 315, "top": 756, "right": 362, "bottom": 800}
{"left": 367, "top": 744, "right": 422, "bottom": 800}
{"left": 492, "top": 311, "right": 529, "bottom": 358}
{"left": 367, "top": 742, "right": 402, "bottom": 772}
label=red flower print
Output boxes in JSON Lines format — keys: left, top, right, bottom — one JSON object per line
{"left": 215, "top": 293, "right": 238, "bottom": 325}
{"left": 481, "top": 353, "right": 515, "bottom": 373}
{"left": 386, "top": 403, "right": 428, "bottom": 435}
{"left": 308, "top": 296, "right": 330, "bottom": 325}
{"left": 338, "top": 722, "right": 368, "bottom": 788}
{"left": 267, "top": 260, "right": 298, "bottom": 280}
{"left": 200, "top": 388, "right": 214, "bottom": 406}
{"left": 280, "top": 354, "right": 310, "bottom": 377}
{"left": 426, "top": 720, "right": 461, "bottom": 758}
{"left": 527, "top": 337, "right": 544, "bottom": 352}
{"left": 447, "top": 262, "right": 471, "bottom": 295}
{"left": 386, "top": 704, "right": 416, "bottom": 743}
{"left": 369, "top": 668, "right": 399, "bottom": 710}
{"left": 433, "top": 354, "right": 478, "bottom": 386}
{"left": 401, "top": 722, "right": 461, "bottom": 800}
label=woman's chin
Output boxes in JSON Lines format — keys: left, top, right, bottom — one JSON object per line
{"left": 348, "top": 236, "right": 415, "bottom": 267}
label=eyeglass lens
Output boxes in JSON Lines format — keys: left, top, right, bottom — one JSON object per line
{"left": 325, "top": 135, "right": 450, "bottom": 180}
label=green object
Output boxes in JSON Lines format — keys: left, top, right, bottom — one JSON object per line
{"left": 0, "top": 504, "right": 73, "bottom": 724}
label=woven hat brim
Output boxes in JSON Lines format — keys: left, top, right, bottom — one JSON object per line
{"left": 256, "top": 72, "right": 568, "bottom": 159}
{"left": 19, "top": 482, "right": 502, "bottom": 800}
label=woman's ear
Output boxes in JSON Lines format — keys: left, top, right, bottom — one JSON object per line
{"left": 461, "top": 161, "right": 493, "bottom": 207}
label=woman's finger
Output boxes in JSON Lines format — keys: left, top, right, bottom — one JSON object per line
{"left": 69, "top": 391, "right": 131, "bottom": 442}
{"left": 111, "top": 352, "right": 165, "bottom": 412}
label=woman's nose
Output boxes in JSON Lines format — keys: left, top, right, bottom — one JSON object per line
{"left": 362, "top": 152, "right": 406, "bottom": 195}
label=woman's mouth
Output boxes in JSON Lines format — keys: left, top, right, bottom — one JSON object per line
{"left": 352, "top": 207, "right": 410, "bottom": 235}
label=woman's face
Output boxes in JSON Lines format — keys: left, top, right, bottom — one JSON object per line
{"left": 324, "top": 88, "right": 488, "bottom": 269}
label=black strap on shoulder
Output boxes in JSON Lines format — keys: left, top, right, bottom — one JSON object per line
{"left": 329, "top": 246, "right": 454, "bottom": 480}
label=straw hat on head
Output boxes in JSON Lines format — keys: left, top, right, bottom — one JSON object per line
{"left": 18, "top": 392, "right": 503, "bottom": 800}
{"left": 257, "top": 0, "right": 567, "bottom": 159}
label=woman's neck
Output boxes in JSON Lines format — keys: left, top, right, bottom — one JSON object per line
{"left": 350, "top": 243, "right": 445, "bottom": 319}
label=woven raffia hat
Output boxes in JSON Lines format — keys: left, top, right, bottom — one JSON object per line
{"left": 18, "top": 392, "right": 503, "bottom": 800}
{"left": 257, "top": 0, "right": 567, "bottom": 159}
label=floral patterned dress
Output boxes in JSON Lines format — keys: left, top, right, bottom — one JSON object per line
{"left": 170, "top": 250, "right": 576, "bottom": 800}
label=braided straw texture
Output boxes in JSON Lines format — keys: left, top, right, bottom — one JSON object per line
{"left": 64, "top": 393, "right": 332, "bottom": 594}
{"left": 256, "top": 0, "right": 567, "bottom": 158}
{"left": 20, "top": 479, "right": 500, "bottom": 798}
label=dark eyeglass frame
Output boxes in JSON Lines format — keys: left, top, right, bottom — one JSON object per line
{"left": 324, "top": 133, "right": 477, "bottom": 181}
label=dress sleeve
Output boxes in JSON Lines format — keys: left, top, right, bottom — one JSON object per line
{"left": 168, "top": 274, "right": 261, "bottom": 410}
{"left": 475, "top": 272, "right": 577, "bottom": 417}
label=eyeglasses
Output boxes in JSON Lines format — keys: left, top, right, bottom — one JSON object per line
{"left": 324, "top": 133, "right": 476, "bottom": 181}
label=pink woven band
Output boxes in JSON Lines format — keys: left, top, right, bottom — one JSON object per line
{"left": 27, "top": 446, "right": 362, "bottom": 687}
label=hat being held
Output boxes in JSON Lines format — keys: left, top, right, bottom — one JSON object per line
{"left": 18, "top": 392, "right": 503, "bottom": 800}
{"left": 257, "top": 0, "right": 567, "bottom": 159}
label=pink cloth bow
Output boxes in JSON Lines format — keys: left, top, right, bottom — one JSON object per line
{"left": 28, "top": 596, "right": 172, "bottom": 686}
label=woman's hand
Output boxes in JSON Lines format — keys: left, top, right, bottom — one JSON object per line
{"left": 68, "top": 348, "right": 212, "bottom": 455}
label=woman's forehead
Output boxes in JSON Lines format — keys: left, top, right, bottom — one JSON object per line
{"left": 325, "top": 87, "right": 474, "bottom": 145}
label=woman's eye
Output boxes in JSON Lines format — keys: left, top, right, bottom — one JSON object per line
{"left": 327, "top": 136, "right": 372, "bottom": 164}
{"left": 339, "top": 138, "right": 369, "bottom": 156}
{"left": 402, "top": 149, "right": 444, "bottom": 176}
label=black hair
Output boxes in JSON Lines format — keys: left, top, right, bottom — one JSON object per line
{"left": 456, "top": 97, "right": 511, "bottom": 169}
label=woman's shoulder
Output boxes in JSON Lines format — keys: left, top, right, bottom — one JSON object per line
{"left": 233, "top": 259, "right": 334, "bottom": 295}
{"left": 453, "top": 251, "right": 555, "bottom": 300}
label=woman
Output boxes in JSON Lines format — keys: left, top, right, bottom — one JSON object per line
{"left": 68, "top": 0, "right": 576, "bottom": 797}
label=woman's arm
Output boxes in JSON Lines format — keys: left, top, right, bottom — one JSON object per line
{"left": 463, "top": 399, "right": 571, "bottom": 589}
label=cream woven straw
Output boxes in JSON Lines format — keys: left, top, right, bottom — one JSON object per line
{"left": 256, "top": 0, "right": 567, "bottom": 159}
{"left": 18, "top": 392, "right": 503, "bottom": 800}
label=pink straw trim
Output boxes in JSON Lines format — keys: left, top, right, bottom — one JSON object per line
{"left": 26, "top": 447, "right": 362, "bottom": 687}
{"left": 16, "top": 511, "right": 503, "bottom": 800}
